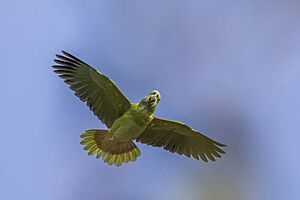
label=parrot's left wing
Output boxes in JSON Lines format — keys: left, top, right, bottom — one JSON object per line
{"left": 136, "top": 118, "right": 226, "bottom": 162}
{"left": 53, "top": 51, "right": 131, "bottom": 128}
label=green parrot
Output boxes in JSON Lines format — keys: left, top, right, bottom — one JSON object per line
{"left": 53, "top": 51, "right": 226, "bottom": 166}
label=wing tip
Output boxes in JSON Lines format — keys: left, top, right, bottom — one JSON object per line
{"left": 53, "top": 50, "right": 73, "bottom": 61}
{"left": 55, "top": 54, "right": 66, "bottom": 60}
{"left": 61, "top": 50, "right": 69, "bottom": 55}
{"left": 53, "top": 59, "right": 61, "bottom": 64}
{"left": 215, "top": 142, "right": 227, "bottom": 147}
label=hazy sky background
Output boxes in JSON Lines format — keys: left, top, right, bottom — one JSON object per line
{"left": 1, "top": 1, "right": 300, "bottom": 200}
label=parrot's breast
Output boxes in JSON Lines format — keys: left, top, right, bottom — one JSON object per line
{"left": 110, "top": 104, "right": 154, "bottom": 142}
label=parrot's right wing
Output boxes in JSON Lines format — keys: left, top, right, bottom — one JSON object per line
{"left": 53, "top": 51, "right": 131, "bottom": 128}
{"left": 137, "top": 117, "right": 226, "bottom": 162}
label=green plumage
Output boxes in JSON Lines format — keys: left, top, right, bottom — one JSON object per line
{"left": 53, "top": 51, "right": 226, "bottom": 166}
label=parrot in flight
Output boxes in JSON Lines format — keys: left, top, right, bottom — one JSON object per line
{"left": 53, "top": 51, "right": 226, "bottom": 166}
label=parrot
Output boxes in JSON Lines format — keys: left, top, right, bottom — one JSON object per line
{"left": 53, "top": 51, "right": 226, "bottom": 166}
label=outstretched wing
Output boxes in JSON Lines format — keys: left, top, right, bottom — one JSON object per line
{"left": 53, "top": 51, "right": 131, "bottom": 128}
{"left": 136, "top": 117, "right": 226, "bottom": 162}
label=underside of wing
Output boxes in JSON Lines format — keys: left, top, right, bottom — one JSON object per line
{"left": 136, "top": 117, "right": 226, "bottom": 162}
{"left": 53, "top": 51, "right": 131, "bottom": 128}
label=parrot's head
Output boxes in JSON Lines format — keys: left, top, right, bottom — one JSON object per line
{"left": 139, "top": 90, "right": 161, "bottom": 112}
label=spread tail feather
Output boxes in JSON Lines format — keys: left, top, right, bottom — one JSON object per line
{"left": 80, "top": 130, "right": 141, "bottom": 166}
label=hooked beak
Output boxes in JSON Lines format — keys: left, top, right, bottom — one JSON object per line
{"left": 148, "top": 96, "right": 157, "bottom": 107}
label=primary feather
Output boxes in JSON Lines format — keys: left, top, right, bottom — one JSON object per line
{"left": 136, "top": 118, "right": 225, "bottom": 162}
{"left": 53, "top": 51, "right": 131, "bottom": 128}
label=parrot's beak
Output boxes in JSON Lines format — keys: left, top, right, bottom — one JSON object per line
{"left": 149, "top": 96, "right": 157, "bottom": 107}
{"left": 148, "top": 91, "right": 160, "bottom": 107}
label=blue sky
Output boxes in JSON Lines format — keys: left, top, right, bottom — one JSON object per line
{"left": 1, "top": 1, "right": 300, "bottom": 200}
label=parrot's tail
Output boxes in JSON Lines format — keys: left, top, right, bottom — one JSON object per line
{"left": 80, "top": 130, "right": 141, "bottom": 166}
